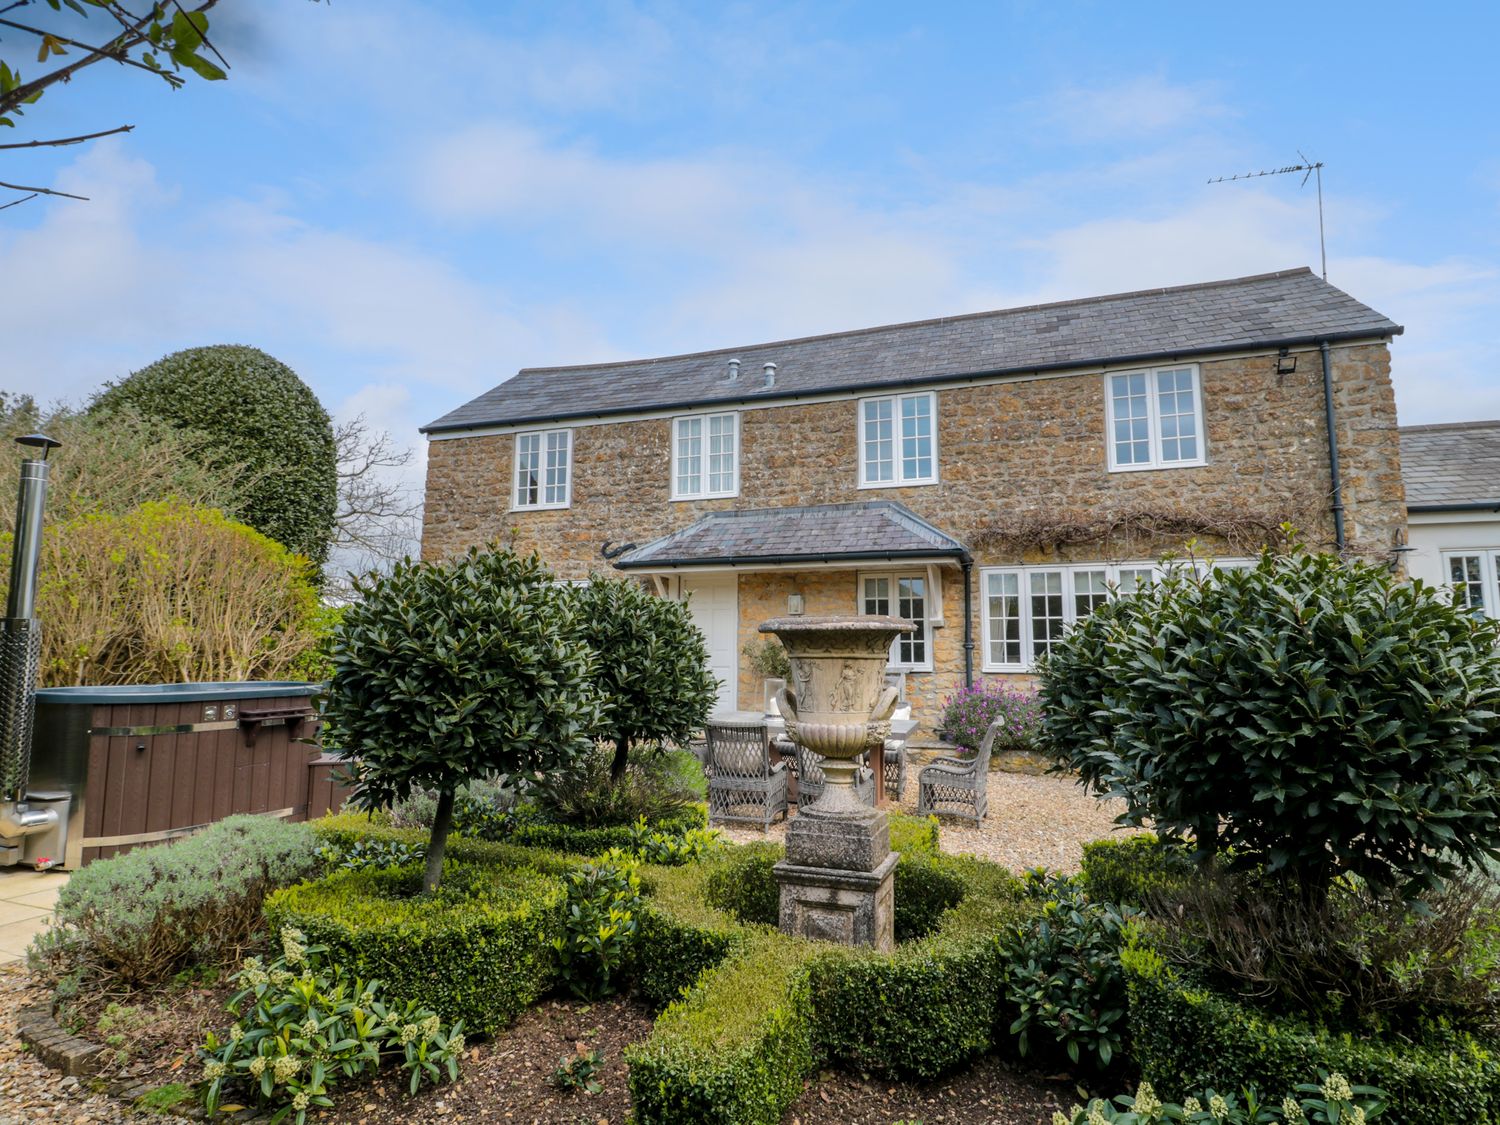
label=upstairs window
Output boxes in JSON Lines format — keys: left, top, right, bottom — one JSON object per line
{"left": 1106, "top": 365, "right": 1205, "bottom": 471}
{"left": 673, "top": 412, "right": 739, "bottom": 499}
{"left": 513, "top": 429, "right": 571, "bottom": 510}
{"left": 859, "top": 391, "right": 937, "bottom": 487}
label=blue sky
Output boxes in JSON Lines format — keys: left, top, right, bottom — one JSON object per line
{"left": 1, "top": 1, "right": 1496, "bottom": 492}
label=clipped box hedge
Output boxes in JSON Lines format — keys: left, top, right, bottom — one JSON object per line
{"left": 1123, "top": 935, "right": 1500, "bottom": 1125}
{"left": 265, "top": 858, "right": 564, "bottom": 1035}
{"left": 1078, "top": 832, "right": 1196, "bottom": 908}
{"left": 626, "top": 934, "right": 816, "bottom": 1125}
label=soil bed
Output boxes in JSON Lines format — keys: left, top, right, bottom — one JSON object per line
{"left": 791, "top": 1057, "right": 1074, "bottom": 1124}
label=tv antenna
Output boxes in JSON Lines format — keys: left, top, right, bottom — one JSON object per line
{"left": 1208, "top": 151, "right": 1326, "bottom": 281}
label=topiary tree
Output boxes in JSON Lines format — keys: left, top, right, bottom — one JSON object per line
{"left": 93, "top": 345, "right": 338, "bottom": 566}
{"left": 566, "top": 577, "right": 718, "bottom": 784}
{"left": 320, "top": 547, "right": 603, "bottom": 891}
{"left": 1040, "top": 547, "right": 1500, "bottom": 899}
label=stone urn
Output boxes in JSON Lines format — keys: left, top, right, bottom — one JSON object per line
{"left": 759, "top": 614, "right": 913, "bottom": 951}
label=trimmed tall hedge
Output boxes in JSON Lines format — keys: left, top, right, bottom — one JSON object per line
{"left": 1123, "top": 934, "right": 1500, "bottom": 1125}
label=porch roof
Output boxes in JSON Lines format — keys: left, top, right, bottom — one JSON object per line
{"left": 612, "top": 501, "right": 969, "bottom": 570}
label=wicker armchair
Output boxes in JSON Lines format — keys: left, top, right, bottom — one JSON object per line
{"left": 794, "top": 743, "right": 876, "bottom": 809}
{"left": 706, "top": 721, "right": 788, "bottom": 831}
{"left": 880, "top": 740, "right": 908, "bottom": 803}
{"left": 916, "top": 719, "right": 997, "bottom": 824}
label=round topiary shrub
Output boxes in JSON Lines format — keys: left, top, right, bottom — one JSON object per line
{"left": 321, "top": 546, "right": 605, "bottom": 891}
{"left": 1041, "top": 547, "right": 1500, "bottom": 897}
{"left": 94, "top": 345, "right": 338, "bottom": 565}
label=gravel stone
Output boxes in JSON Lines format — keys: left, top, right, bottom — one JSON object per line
{"left": 721, "top": 769, "right": 1136, "bottom": 871}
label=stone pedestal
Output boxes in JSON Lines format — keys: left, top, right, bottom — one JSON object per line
{"left": 759, "top": 614, "right": 913, "bottom": 953}
{"left": 774, "top": 801, "right": 897, "bottom": 952}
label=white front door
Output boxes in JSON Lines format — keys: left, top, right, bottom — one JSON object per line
{"left": 681, "top": 574, "right": 738, "bottom": 712}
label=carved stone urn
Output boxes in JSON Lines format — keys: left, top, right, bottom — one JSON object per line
{"left": 759, "top": 614, "right": 913, "bottom": 951}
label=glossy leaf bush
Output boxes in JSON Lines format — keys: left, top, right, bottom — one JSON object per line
{"left": 320, "top": 547, "right": 604, "bottom": 889}
{"left": 563, "top": 577, "right": 718, "bottom": 782}
{"left": 1040, "top": 548, "right": 1500, "bottom": 896}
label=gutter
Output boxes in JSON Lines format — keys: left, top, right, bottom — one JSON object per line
{"left": 422, "top": 328, "right": 1403, "bottom": 435}
{"left": 1319, "top": 340, "right": 1346, "bottom": 552}
{"left": 614, "top": 547, "right": 969, "bottom": 569}
{"left": 1408, "top": 502, "right": 1500, "bottom": 514}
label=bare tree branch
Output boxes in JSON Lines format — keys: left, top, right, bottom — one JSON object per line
{"left": 0, "top": 123, "right": 133, "bottom": 150}
{"left": 330, "top": 414, "right": 423, "bottom": 569}
{"left": 0, "top": 14, "right": 176, "bottom": 81}
{"left": 0, "top": 191, "right": 37, "bottom": 210}
{"left": 0, "top": 178, "right": 86, "bottom": 200}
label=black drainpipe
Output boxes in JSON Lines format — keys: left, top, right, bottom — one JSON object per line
{"left": 961, "top": 553, "right": 974, "bottom": 687}
{"left": 1319, "top": 340, "right": 1346, "bottom": 552}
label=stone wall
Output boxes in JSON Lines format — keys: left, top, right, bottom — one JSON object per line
{"left": 422, "top": 340, "right": 1406, "bottom": 727}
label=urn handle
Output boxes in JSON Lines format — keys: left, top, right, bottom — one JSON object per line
{"left": 776, "top": 684, "right": 799, "bottom": 723}
{"left": 869, "top": 685, "right": 898, "bottom": 724}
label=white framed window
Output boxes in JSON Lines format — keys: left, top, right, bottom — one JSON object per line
{"left": 860, "top": 572, "right": 933, "bottom": 671}
{"left": 981, "top": 559, "right": 1249, "bottom": 670}
{"left": 512, "top": 429, "right": 572, "bottom": 510}
{"left": 859, "top": 391, "right": 937, "bottom": 487}
{"left": 1442, "top": 551, "right": 1500, "bottom": 617}
{"left": 1105, "top": 365, "right": 1206, "bottom": 471}
{"left": 672, "top": 412, "right": 740, "bottom": 500}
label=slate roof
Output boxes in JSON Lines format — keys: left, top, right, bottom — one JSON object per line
{"left": 425, "top": 268, "right": 1402, "bottom": 433}
{"left": 1399, "top": 421, "right": 1500, "bottom": 511}
{"left": 613, "top": 501, "right": 968, "bottom": 569}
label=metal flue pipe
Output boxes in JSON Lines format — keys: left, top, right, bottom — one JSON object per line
{"left": 0, "top": 433, "right": 59, "bottom": 806}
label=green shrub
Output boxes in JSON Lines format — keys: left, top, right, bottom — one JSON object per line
{"left": 564, "top": 577, "right": 718, "bottom": 782}
{"left": 1079, "top": 834, "right": 1196, "bottom": 908}
{"left": 1002, "top": 873, "right": 1138, "bottom": 1070}
{"left": 889, "top": 812, "right": 941, "bottom": 855}
{"left": 553, "top": 862, "right": 642, "bottom": 1000}
{"left": 1041, "top": 546, "right": 1500, "bottom": 897}
{"left": 633, "top": 862, "right": 757, "bottom": 1010}
{"left": 200, "top": 926, "right": 464, "bottom": 1124}
{"left": 1122, "top": 933, "right": 1500, "bottom": 1125}
{"left": 264, "top": 860, "right": 564, "bottom": 1035}
{"left": 321, "top": 546, "right": 604, "bottom": 890}
{"left": 31, "top": 816, "right": 319, "bottom": 992}
{"left": 506, "top": 803, "right": 709, "bottom": 854}
{"left": 626, "top": 935, "right": 817, "bottom": 1125}
{"left": 535, "top": 741, "right": 704, "bottom": 828}
{"left": 808, "top": 863, "right": 1026, "bottom": 1080}
{"left": 95, "top": 345, "right": 338, "bottom": 565}
{"left": 703, "top": 842, "right": 781, "bottom": 927}
{"left": 1058, "top": 1076, "right": 1388, "bottom": 1124}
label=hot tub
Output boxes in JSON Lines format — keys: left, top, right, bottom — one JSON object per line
{"left": 30, "top": 682, "right": 339, "bottom": 868}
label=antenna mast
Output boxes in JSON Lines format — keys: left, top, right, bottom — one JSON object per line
{"left": 1209, "top": 151, "right": 1326, "bottom": 280}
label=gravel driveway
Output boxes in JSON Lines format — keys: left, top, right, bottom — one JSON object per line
{"left": 720, "top": 769, "right": 1136, "bottom": 872}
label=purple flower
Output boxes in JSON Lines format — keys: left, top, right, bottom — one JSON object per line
{"left": 938, "top": 681, "right": 1042, "bottom": 754}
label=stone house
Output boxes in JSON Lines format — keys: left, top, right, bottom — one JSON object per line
{"left": 1400, "top": 420, "right": 1500, "bottom": 615}
{"left": 421, "top": 267, "right": 1407, "bottom": 732}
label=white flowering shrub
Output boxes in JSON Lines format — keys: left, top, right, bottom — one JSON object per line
{"left": 200, "top": 926, "right": 464, "bottom": 1124}
{"left": 1056, "top": 1074, "right": 1387, "bottom": 1123}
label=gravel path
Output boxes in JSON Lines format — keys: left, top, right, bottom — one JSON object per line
{"left": 0, "top": 963, "right": 191, "bottom": 1125}
{"left": 721, "top": 769, "right": 1136, "bottom": 872}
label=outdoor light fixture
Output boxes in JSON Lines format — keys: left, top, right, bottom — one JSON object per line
{"left": 1276, "top": 348, "right": 1298, "bottom": 375}
{"left": 787, "top": 593, "right": 805, "bottom": 615}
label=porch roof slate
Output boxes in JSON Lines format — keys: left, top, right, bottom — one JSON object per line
{"left": 1399, "top": 420, "right": 1500, "bottom": 511}
{"left": 612, "top": 501, "right": 968, "bottom": 569}
{"left": 425, "top": 267, "right": 1402, "bottom": 433}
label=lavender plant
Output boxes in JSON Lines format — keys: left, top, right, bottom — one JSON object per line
{"left": 939, "top": 680, "right": 1042, "bottom": 754}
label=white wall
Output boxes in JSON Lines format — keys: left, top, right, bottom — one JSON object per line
{"left": 1407, "top": 510, "right": 1500, "bottom": 589}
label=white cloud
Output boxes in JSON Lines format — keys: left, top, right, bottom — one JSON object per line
{"left": 1038, "top": 75, "right": 1232, "bottom": 142}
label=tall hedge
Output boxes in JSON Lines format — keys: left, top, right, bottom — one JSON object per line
{"left": 94, "top": 345, "right": 338, "bottom": 566}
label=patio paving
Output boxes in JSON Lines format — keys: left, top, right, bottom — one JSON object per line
{"left": 0, "top": 868, "right": 66, "bottom": 967}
